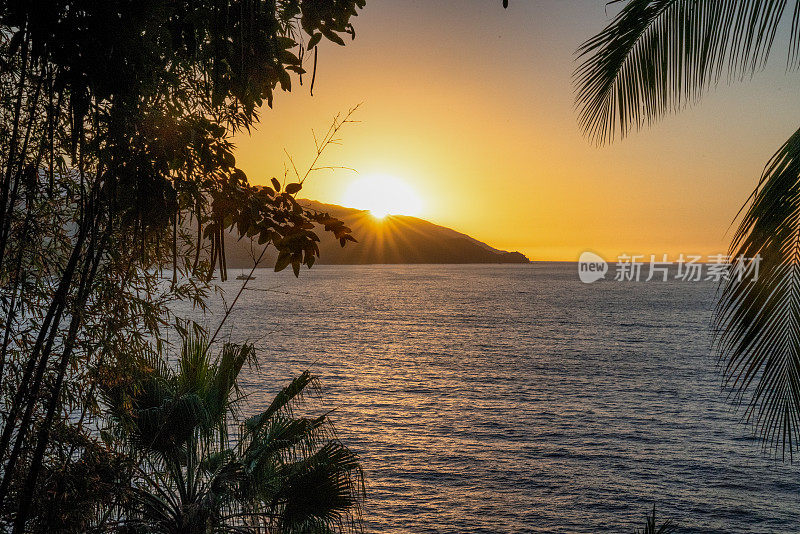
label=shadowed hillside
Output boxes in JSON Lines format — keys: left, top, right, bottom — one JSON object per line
{"left": 220, "top": 200, "right": 530, "bottom": 268}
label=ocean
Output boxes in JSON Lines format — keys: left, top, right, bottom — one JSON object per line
{"left": 173, "top": 263, "right": 800, "bottom": 533}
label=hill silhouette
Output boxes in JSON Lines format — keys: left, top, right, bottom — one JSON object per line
{"left": 220, "top": 200, "right": 530, "bottom": 268}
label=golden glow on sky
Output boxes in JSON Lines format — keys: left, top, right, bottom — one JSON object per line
{"left": 232, "top": 2, "right": 800, "bottom": 261}
{"left": 341, "top": 174, "right": 423, "bottom": 219}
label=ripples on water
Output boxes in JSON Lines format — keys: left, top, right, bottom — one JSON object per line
{"left": 172, "top": 263, "right": 800, "bottom": 533}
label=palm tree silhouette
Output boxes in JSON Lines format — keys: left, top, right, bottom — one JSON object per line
{"left": 99, "top": 334, "right": 364, "bottom": 533}
{"left": 576, "top": 1, "right": 800, "bottom": 457}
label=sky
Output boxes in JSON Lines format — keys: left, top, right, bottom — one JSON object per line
{"left": 233, "top": 0, "right": 800, "bottom": 261}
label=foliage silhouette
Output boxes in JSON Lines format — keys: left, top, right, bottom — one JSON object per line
{"left": 634, "top": 505, "right": 676, "bottom": 534}
{"left": 576, "top": 0, "right": 800, "bottom": 458}
{"left": 97, "top": 333, "right": 364, "bottom": 533}
{"left": 0, "top": 0, "right": 363, "bottom": 530}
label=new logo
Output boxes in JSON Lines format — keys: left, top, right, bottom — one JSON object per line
{"left": 578, "top": 252, "right": 608, "bottom": 283}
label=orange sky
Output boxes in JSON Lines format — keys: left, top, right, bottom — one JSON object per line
{"left": 233, "top": 1, "right": 800, "bottom": 261}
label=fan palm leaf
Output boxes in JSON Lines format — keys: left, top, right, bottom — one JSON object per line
{"left": 100, "top": 333, "right": 364, "bottom": 533}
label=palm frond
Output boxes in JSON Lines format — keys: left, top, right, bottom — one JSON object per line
{"left": 178, "top": 332, "right": 214, "bottom": 395}
{"left": 245, "top": 371, "right": 318, "bottom": 432}
{"left": 245, "top": 415, "right": 328, "bottom": 465}
{"left": 715, "top": 126, "right": 800, "bottom": 457}
{"left": 276, "top": 441, "right": 365, "bottom": 533}
{"left": 575, "top": 0, "right": 798, "bottom": 144}
{"left": 174, "top": 333, "right": 256, "bottom": 444}
{"left": 107, "top": 337, "right": 364, "bottom": 533}
{"left": 142, "top": 394, "right": 209, "bottom": 454}
{"left": 634, "top": 505, "right": 676, "bottom": 534}
{"left": 211, "top": 343, "right": 255, "bottom": 410}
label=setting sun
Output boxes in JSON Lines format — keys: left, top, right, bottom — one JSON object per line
{"left": 341, "top": 174, "right": 423, "bottom": 219}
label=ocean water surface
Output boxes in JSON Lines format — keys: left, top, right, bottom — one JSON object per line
{"left": 173, "top": 263, "right": 800, "bottom": 533}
